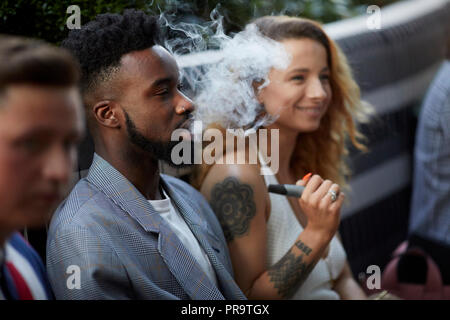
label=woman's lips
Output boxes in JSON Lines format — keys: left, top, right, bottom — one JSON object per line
{"left": 295, "top": 106, "right": 323, "bottom": 116}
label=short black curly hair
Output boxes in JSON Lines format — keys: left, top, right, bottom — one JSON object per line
{"left": 61, "top": 9, "right": 160, "bottom": 100}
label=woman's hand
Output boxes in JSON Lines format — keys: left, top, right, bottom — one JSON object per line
{"left": 296, "top": 174, "right": 344, "bottom": 241}
{"left": 201, "top": 165, "right": 345, "bottom": 299}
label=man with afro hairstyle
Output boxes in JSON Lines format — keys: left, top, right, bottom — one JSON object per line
{"left": 46, "top": 9, "right": 245, "bottom": 300}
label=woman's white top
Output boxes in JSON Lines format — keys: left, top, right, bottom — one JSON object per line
{"left": 259, "top": 152, "right": 347, "bottom": 300}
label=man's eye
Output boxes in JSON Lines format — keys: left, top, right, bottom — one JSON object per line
{"left": 20, "top": 139, "right": 44, "bottom": 153}
{"left": 156, "top": 88, "right": 170, "bottom": 96}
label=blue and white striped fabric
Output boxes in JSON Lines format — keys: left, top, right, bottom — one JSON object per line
{"left": 409, "top": 61, "right": 450, "bottom": 245}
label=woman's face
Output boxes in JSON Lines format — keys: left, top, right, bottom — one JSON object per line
{"left": 258, "top": 38, "right": 332, "bottom": 133}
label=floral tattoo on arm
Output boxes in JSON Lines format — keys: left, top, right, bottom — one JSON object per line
{"left": 210, "top": 177, "right": 256, "bottom": 242}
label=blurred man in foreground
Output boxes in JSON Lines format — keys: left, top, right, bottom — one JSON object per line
{"left": 0, "top": 35, "right": 84, "bottom": 299}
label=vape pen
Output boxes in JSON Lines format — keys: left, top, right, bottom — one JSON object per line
{"left": 268, "top": 184, "right": 305, "bottom": 198}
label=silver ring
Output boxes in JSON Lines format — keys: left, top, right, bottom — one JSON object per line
{"left": 328, "top": 190, "right": 338, "bottom": 202}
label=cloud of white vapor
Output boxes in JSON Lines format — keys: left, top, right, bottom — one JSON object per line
{"left": 192, "top": 23, "right": 291, "bottom": 133}
{"left": 161, "top": 8, "right": 291, "bottom": 134}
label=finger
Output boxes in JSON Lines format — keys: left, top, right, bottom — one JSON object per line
{"left": 296, "top": 172, "right": 312, "bottom": 187}
{"left": 301, "top": 174, "right": 323, "bottom": 198}
{"left": 311, "top": 179, "right": 333, "bottom": 202}
{"left": 329, "top": 191, "right": 345, "bottom": 213}
{"left": 320, "top": 183, "right": 341, "bottom": 208}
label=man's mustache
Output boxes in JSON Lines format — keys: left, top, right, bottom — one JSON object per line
{"left": 176, "top": 114, "right": 194, "bottom": 131}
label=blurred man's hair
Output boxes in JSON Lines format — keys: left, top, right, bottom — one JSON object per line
{"left": 61, "top": 9, "right": 160, "bottom": 104}
{"left": 0, "top": 35, "right": 80, "bottom": 97}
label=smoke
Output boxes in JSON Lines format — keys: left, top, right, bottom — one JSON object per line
{"left": 160, "top": 6, "right": 228, "bottom": 55}
{"left": 192, "top": 23, "right": 291, "bottom": 133}
{"left": 160, "top": 7, "right": 291, "bottom": 134}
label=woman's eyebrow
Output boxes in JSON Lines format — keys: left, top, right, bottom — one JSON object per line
{"left": 288, "top": 67, "right": 329, "bottom": 74}
{"left": 288, "top": 68, "right": 309, "bottom": 73}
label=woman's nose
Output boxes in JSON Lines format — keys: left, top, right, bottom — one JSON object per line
{"left": 306, "top": 78, "right": 327, "bottom": 102}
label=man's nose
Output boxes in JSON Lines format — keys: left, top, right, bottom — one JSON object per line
{"left": 175, "top": 93, "right": 194, "bottom": 115}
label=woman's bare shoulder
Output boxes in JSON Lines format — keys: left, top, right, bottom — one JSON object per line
{"left": 199, "top": 152, "right": 267, "bottom": 201}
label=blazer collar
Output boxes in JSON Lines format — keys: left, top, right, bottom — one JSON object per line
{"left": 86, "top": 153, "right": 163, "bottom": 234}
{"left": 86, "top": 153, "right": 218, "bottom": 237}
{"left": 160, "top": 177, "right": 246, "bottom": 300}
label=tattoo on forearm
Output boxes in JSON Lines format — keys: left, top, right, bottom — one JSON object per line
{"left": 295, "top": 240, "right": 312, "bottom": 256}
{"left": 210, "top": 177, "right": 256, "bottom": 242}
{"left": 268, "top": 242, "right": 315, "bottom": 298}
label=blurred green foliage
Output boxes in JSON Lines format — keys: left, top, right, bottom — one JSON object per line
{"left": 0, "top": 0, "right": 399, "bottom": 44}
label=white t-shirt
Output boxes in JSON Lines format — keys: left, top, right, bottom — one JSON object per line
{"left": 148, "top": 190, "right": 218, "bottom": 286}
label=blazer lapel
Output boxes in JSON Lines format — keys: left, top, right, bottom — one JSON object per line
{"left": 161, "top": 176, "right": 247, "bottom": 300}
{"left": 86, "top": 154, "right": 226, "bottom": 299}
{"left": 157, "top": 221, "right": 225, "bottom": 300}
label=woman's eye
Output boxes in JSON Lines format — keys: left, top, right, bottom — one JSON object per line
{"left": 320, "top": 74, "right": 330, "bottom": 81}
{"left": 292, "top": 75, "right": 305, "bottom": 81}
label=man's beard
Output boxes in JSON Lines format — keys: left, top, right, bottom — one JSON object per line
{"left": 124, "top": 110, "right": 193, "bottom": 168}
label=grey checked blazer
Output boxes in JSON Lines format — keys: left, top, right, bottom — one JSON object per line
{"left": 46, "top": 154, "right": 246, "bottom": 300}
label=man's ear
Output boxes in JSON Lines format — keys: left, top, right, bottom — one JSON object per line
{"left": 92, "top": 100, "right": 121, "bottom": 128}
